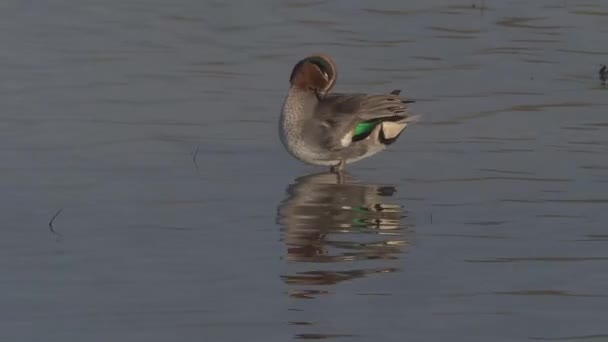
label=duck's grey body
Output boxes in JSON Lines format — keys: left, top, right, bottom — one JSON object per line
{"left": 280, "top": 88, "right": 413, "bottom": 167}
{"left": 280, "top": 54, "right": 415, "bottom": 171}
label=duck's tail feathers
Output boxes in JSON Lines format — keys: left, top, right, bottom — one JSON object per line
{"left": 389, "top": 89, "right": 415, "bottom": 104}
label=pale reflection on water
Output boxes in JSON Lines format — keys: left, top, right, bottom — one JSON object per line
{"left": 276, "top": 172, "right": 411, "bottom": 338}
{"left": 277, "top": 172, "right": 410, "bottom": 309}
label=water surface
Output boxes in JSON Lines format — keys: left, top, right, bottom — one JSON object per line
{"left": 1, "top": 0, "right": 608, "bottom": 341}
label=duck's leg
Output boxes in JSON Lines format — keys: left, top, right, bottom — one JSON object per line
{"left": 330, "top": 160, "right": 346, "bottom": 173}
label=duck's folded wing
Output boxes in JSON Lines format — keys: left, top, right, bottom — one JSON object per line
{"left": 311, "top": 92, "right": 414, "bottom": 150}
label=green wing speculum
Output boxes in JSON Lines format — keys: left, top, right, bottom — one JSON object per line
{"left": 352, "top": 120, "right": 381, "bottom": 141}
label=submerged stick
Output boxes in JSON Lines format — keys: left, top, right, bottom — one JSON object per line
{"left": 192, "top": 145, "right": 200, "bottom": 171}
{"left": 48, "top": 208, "right": 63, "bottom": 235}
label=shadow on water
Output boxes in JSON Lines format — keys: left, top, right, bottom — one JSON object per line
{"left": 276, "top": 172, "right": 411, "bottom": 338}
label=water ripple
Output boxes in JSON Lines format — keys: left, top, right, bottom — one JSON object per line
{"left": 466, "top": 257, "right": 608, "bottom": 263}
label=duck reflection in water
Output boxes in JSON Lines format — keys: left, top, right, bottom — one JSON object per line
{"left": 276, "top": 172, "right": 411, "bottom": 297}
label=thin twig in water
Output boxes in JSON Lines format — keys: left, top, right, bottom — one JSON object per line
{"left": 49, "top": 208, "right": 63, "bottom": 241}
{"left": 49, "top": 208, "right": 63, "bottom": 235}
{"left": 192, "top": 145, "right": 200, "bottom": 171}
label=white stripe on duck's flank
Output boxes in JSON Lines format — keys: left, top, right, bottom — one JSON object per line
{"left": 279, "top": 54, "right": 418, "bottom": 172}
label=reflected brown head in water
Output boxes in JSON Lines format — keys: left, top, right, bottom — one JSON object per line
{"left": 277, "top": 172, "right": 409, "bottom": 291}
{"left": 289, "top": 54, "right": 337, "bottom": 96}
{"left": 278, "top": 172, "right": 407, "bottom": 262}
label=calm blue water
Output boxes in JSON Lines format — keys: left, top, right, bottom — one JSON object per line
{"left": 1, "top": 1, "right": 608, "bottom": 341}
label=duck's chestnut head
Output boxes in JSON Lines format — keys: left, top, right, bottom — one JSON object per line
{"left": 289, "top": 54, "right": 337, "bottom": 95}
